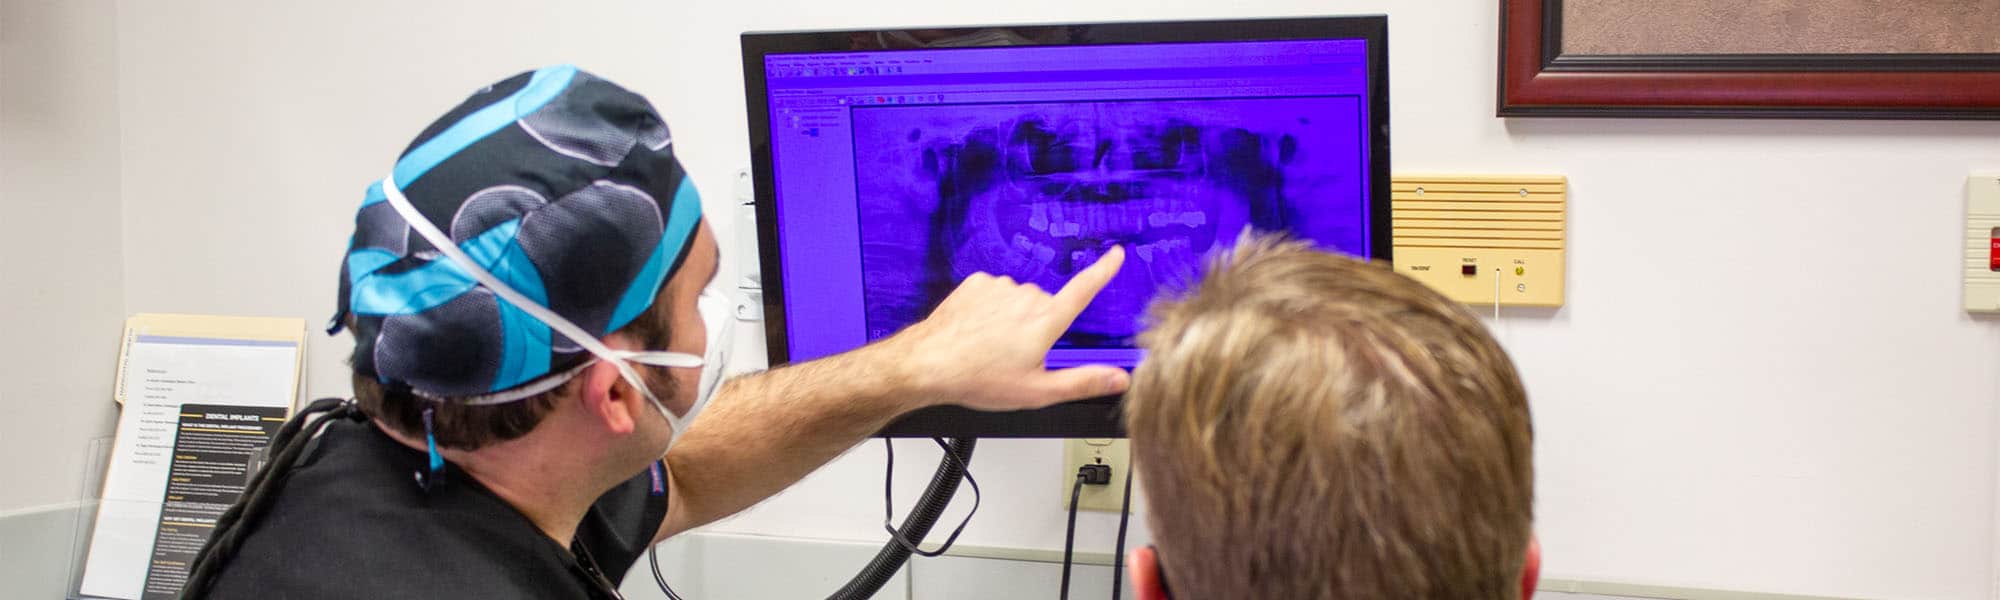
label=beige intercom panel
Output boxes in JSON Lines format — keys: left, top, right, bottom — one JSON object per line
{"left": 1391, "top": 175, "right": 1567, "bottom": 307}
{"left": 1966, "top": 175, "right": 2000, "bottom": 313}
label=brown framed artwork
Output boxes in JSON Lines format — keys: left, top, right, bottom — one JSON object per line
{"left": 1498, "top": 0, "right": 2000, "bottom": 119}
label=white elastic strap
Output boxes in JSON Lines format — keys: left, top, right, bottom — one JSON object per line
{"left": 378, "top": 173, "right": 701, "bottom": 430}
{"left": 620, "top": 351, "right": 704, "bottom": 368}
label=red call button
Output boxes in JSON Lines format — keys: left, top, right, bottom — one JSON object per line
{"left": 1991, "top": 231, "right": 1999, "bottom": 271}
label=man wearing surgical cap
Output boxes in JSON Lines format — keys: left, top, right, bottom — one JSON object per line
{"left": 180, "top": 65, "right": 1130, "bottom": 599}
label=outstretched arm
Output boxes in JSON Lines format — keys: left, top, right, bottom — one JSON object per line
{"left": 655, "top": 246, "right": 1130, "bottom": 541}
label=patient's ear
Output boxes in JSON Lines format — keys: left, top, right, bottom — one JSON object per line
{"left": 1128, "top": 546, "right": 1169, "bottom": 600}
{"left": 1521, "top": 534, "right": 1542, "bottom": 600}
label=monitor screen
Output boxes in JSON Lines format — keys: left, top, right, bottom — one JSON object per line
{"left": 742, "top": 18, "right": 1389, "bottom": 436}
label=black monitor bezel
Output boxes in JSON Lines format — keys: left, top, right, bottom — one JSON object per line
{"left": 740, "top": 15, "right": 1391, "bottom": 438}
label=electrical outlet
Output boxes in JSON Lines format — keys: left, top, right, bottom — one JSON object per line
{"left": 1062, "top": 438, "right": 1131, "bottom": 512}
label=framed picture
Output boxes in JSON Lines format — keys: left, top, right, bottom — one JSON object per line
{"left": 1498, "top": 0, "right": 2000, "bottom": 119}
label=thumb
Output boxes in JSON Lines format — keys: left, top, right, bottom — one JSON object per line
{"left": 1019, "top": 366, "right": 1131, "bottom": 406}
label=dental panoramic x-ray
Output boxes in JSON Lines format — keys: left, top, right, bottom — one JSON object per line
{"left": 753, "top": 36, "right": 1382, "bottom": 371}
{"left": 853, "top": 99, "right": 1370, "bottom": 349}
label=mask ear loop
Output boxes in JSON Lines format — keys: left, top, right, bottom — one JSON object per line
{"left": 378, "top": 173, "right": 704, "bottom": 442}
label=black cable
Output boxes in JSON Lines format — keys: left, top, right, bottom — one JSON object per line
{"left": 1059, "top": 472, "right": 1086, "bottom": 600}
{"left": 877, "top": 438, "right": 980, "bottom": 558}
{"left": 648, "top": 545, "right": 686, "bottom": 600}
{"left": 1111, "top": 465, "right": 1134, "bottom": 600}
{"left": 645, "top": 455, "right": 687, "bottom": 600}
{"left": 827, "top": 437, "right": 978, "bottom": 600}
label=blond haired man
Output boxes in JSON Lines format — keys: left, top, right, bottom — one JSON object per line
{"left": 1124, "top": 235, "right": 1540, "bottom": 600}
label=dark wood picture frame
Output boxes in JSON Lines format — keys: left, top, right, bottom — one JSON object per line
{"left": 1498, "top": 0, "right": 2000, "bottom": 119}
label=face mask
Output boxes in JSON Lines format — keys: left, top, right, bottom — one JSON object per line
{"left": 688, "top": 286, "right": 735, "bottom": 423}
{"left": 380, "top": 173, "right": 709, "bottom": 447}
{"left": 633, "top": 287, "right": 734, "bottom": 449}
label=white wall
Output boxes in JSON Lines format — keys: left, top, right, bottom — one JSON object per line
{"left": 0, "top": 0, "right": 123, "bottom": 513}
{"left": 89, "top": 1, "right": 2000, "bottom": 599}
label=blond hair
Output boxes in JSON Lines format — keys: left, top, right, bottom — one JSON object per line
{"left": 1125, "top": 234, "right": 1534, "bottom": 599}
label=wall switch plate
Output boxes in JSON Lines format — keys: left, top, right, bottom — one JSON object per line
{"left": 1966, "top": 175, "right": 2000, "bottom": 313}
{"left": 1062, "top": 438, "right": 1131, "bottom": 512}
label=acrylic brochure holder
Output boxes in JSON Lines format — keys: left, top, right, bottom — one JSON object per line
{"left": 69, "top": 408, "right": 289, "bottom": 600}
{"left": 71, "top": 313, "right": 305, "bottom": 600}
{"left": 66, "top": 436, "right": 114, "bottom": 600}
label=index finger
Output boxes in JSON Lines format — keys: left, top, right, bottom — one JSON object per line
{"left": 1051, "top": 245, "right": 1126, "bottom": 321}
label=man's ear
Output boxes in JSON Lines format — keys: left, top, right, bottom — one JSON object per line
{"left": 1128, "top": 546, "right": 1169, "bottom": 600}
{"left": 579, "top": 358, "right": 640, "bottom": 435}
{"left": 1520, "top": 534, "right": 1541, "bottom": 600}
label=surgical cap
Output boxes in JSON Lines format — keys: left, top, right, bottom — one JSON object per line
{"left": 330, "top": 65, "right": 702, "bottom": 400}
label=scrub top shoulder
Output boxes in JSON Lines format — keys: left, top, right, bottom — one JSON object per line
{"left": 203, "top": 418, "right": 668, "bottom": 600}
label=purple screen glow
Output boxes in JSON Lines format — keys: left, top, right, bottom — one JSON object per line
{"left": 764, "top": 39, "right": 1374, "bottom": 367}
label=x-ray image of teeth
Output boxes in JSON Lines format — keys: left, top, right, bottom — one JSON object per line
{"left": 852, "top": 97, "right": 1369, "bottom": 348}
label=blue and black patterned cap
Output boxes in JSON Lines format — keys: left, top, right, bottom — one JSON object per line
{"left": 330, "top": 65, "right": 703, "bottom": 400}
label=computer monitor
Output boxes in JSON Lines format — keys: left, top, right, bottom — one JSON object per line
{"left": 742, "top": 16, "right": 1390, "bottom": 437}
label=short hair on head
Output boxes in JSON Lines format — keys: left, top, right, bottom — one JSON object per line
{"left": 1125, "top": 233, "right": 1534, "bottom": 600}
{"left": 352, "top": 287, "right": 678, "bottom": 451}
